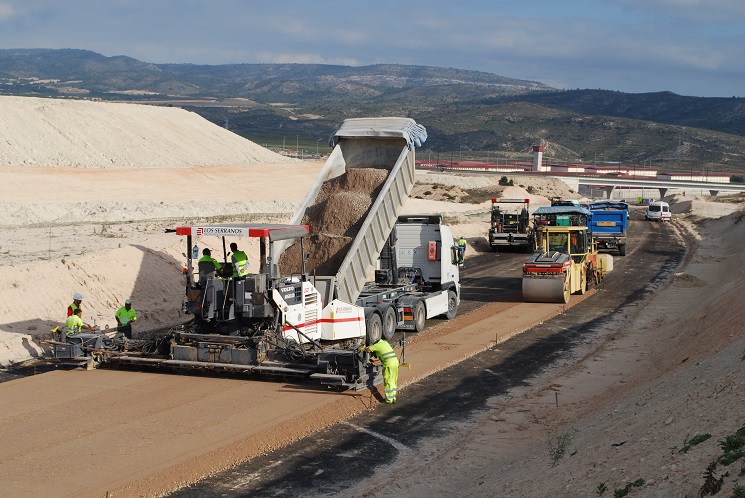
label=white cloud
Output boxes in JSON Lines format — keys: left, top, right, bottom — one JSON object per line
{"left": 0, "top": 3, "right": 15, "bottom": 20}
{"left": 254, "top": 51, "right": 359, "bottom": 66}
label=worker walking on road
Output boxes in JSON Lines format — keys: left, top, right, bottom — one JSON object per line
{"left": 67, "top": 293, "right": 83, "bottom": 317}
{"left": 64, "top": 308, "right": 95, "bottom": 337}
{"left": 457, "top": 236, "right": 467, "bottom": 267}
{"left": 361, "top": 339, "right": 399, "bottom": 404}
{"left": 115, "top": 298, "right": 137, "bottom": 339}
{"left": 230, "top": 242, "right": 249, "bottom": 277}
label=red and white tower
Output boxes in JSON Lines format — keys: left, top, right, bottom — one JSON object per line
{"left": 532, "top": 145, "right": 546, "bottom": 172}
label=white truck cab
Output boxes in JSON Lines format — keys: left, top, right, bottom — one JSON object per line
{"left": 645, "top": 201, "right": 672, "bottom": 222}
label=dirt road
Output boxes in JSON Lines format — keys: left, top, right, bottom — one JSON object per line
{"left": 168, "top": 214, "right": 676, "bottom": 497}
{"left": 0, "top": 216, "right": 664, "bottom": 498}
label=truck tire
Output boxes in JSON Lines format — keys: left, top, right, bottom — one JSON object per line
{"left": 365, "top": 312, "right": 383, "bottom": 345}
{"left": 381, "top": 305, "right": 397, "bottom": 341}
{"left": 445, "top": 290, "right": 458, "bottom": 320}
{"left": 413, "top": 300, "right": 426, "bottom": 332}
{"left": 618, "top": 243, "right": 627, "bottom": 256}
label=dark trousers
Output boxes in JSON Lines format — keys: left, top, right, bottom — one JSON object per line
{"left": 119, "top": 323, "right": 133, "bottom": 339}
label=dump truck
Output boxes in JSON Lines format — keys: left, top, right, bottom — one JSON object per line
{"left": 53, "top": 117, "right": 460, "bottom": 390}
{"left": 488, "top": 198, "right": 533, "bottom": 251}
{"left": 522, "top": 206, "right": 612, "bottom": 303}
{"left": 588, "top": 201, "right": 629, "bottom": 256}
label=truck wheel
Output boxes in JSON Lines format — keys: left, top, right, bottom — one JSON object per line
{"left": 445, "top": 290, "right": 458, "bottom": 320}
{"left": 382, "top": 305, "right": 397, "bottom": 341}
{"left": 618, "top": 243, "right": 627, "bottom": 256}
{"left": 365, "top": 312, "right": 383, "bottom": 345}
{"left": 413, "top": 300, "right": 426, "bottom": 332}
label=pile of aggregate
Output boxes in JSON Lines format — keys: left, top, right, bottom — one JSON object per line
{"left": 279, "top": 167, "right": 389, "bottom": 277}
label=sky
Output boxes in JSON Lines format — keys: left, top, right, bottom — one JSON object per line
{"left": 0, "top": 0, "right": 743, "bottom": 98}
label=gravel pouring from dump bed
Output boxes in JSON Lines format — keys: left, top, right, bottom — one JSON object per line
{"left": 279, "top": 168, "right": 389, "bottom": 276}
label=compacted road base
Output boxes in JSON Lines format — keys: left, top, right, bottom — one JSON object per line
{"left": 0, "top": 218, "right": 673, "bottom": 498}
{"left": 169, "top": 216, "right": 681, "bottom": 497}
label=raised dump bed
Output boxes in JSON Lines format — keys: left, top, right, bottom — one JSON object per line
{"left": 278, "top": 117, "right": 427, "bottom": 304}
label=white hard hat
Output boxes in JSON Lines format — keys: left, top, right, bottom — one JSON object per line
{"left": 124, "top": 299, "right": 132, "bottom": 305}
{"left": 73, "top": 293, "right": 83, "bottom": 301}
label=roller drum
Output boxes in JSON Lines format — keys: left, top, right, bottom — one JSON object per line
{"left": 522, "top": 274, "right": 570, "bottom": 303}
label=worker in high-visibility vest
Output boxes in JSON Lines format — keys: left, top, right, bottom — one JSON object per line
{"left": 361, "top": 338, "right": 399, "bottom": 404}
{"left": 198, "top": 248, "right": 222, "bottom": 272}
{"left": 457, "top": 236, "right": 467, "bottom": 266}
{"left": 229, "top": 242, "right": 249, "bottom": 277}
{"left": 67, "top": 292, "right": 83, "bottom": 317}
{"left": 115, "top": 298, "right": 137, "bottom": 339}
{"left": 64, "top": 308, "right": 95, "bottom": 336}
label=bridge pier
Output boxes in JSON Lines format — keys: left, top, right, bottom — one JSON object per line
{"left": 555, "top": 176, "right": 579, "bottom": 194}
{"left": 659, "top": 188, "right": 668, "bottom": 198}
{"left": 604, "top": 186, "right": 616, "bottom": 200}
{"left": 709, "top": 190, "right": 719, "bottom": 196}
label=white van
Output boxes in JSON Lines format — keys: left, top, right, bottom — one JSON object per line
{"left": 645, "top": 201, "right": 672, "bottom": 222}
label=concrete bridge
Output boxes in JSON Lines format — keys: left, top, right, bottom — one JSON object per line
{"left": 542, "top": 175, "right": 745, "bottom": 199}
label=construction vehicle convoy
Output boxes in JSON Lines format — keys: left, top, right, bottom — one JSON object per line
{"left": 488, "top": 198, "right": 534, "bottom": 251}
{"left": 52, "top": 117, "right": 461, "bottom": 390}
{"left": 522, "top": 206, "right": 613, "bottom": 303}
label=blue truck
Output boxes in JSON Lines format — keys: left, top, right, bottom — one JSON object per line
{"left": 588, "top": 201, "right": 629, "bottom": 256}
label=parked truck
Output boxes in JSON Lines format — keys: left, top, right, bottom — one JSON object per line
{"left": 523, "top": 206, "right": 612, "bottom": 303}
{"left": 54, "top": 117, "right": 461, "bottom": 390}
{"left": 488, "top": 198, "right": 533, "bottom": 251}
{"left": 588, "top": 201, "right": 629, "bottom": 256}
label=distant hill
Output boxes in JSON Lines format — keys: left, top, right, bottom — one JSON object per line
{"left": 0, "top": 48, "right": 548, "bottom": 101}
{"left": 2, "top": 48, "right": 745, "bottom": 174}
{"left": 502, "top": 89, "right": 745, "bottom": 136}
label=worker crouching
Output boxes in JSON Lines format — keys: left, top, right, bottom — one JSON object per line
{"left": 361, "top": 338, "right": 399, "bottom": 404}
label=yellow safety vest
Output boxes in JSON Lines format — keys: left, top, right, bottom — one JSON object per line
{"left": 64, "top": 315, "right": 83, "bottom": 335}
{"left": 368, "top": 339, "right": 398, "bottom": 367}
{"left": 198, "top": 255, "right": 222, "bottom": 271}
{"left": 116, "top": 306, "right": 137, "bottom": 325}
{"left": 231, "top": 250, "right": 249, "bottom": 276}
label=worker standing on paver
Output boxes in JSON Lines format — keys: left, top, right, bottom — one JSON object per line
{"left": 115, "top": 298, "right": 137, "bottom": 339}
{"left": 230, "top": 242, "right": 249, "bottom": 277}
{"left": 198, "top": 248, "right": 222, "bottom": 272}
{"left": 67, "top": 293, "right": 83, "bottom": 317}
{"left": 361, "top": 338, "right": 399, "bottom": 404}
{"left": 457, "top": 236, "right": 467, "bottom": 267}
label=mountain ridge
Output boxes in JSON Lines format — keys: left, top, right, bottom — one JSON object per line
{"left": 2, "top": 48, "right": 744, "bottom": 173}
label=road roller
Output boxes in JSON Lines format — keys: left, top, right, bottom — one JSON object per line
{"left": 522, "top": 225, "right": 611, "bottom": 303}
